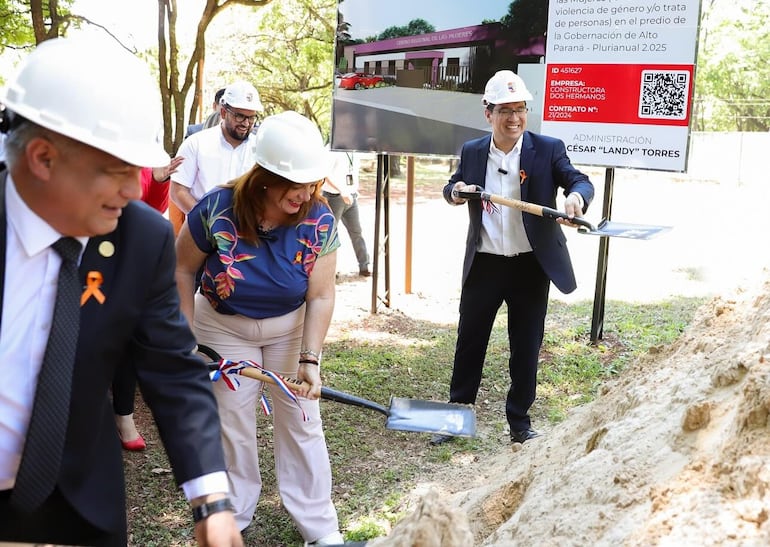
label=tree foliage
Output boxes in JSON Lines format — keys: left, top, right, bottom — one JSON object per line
{"left": 0, "top": 0, "right": 36, "bottom": 49}
{"left": 0, "top": 0, "right": 75, "bottom": 48}
{"left": 154, "top": 0, "right": 274, "bottom": 154}
{"left": 335, "top": 0, "right": 363, "bottom": 70}
{"left": 377, "top": 18, "right": 435, "bottom": 40}
{"left": 209, "top": 0, "right": 336, "bottom": 139}
{"left": 501, "top": 0, "right": 548, "bottom": 46}
{"left": 694, "top": 0, "right": 770, "bottom": 131}
{"left": 0, "top": 0, "right": 132, "bottom": 52}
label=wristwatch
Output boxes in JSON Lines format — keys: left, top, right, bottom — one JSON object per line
{"left": 192, "top": 498, "right": 234, "bottom": 523}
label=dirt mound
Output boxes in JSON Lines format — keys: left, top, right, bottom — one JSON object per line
{"left": 368, "top": 489, "right": 474, "bottom": 547}
{"left": 385, "top": 273, "right": 770, "bottom": 546}
{"left": 331, "top": 167, "right": 770, "bottom": 546}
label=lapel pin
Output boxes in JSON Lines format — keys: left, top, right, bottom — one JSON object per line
{"left": 98, "top": 241, "right": 115, "bottom": 257}
{"left": 81, "top": 271, "right": 106, "bottom": 306}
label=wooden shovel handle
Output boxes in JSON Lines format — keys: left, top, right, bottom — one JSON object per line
{"left": 198, "top": 343, "right": 311, "bottom": 392}
{"left": 210, "top": 364, "right": 389, "bottom": 415}
{"left": 455, "top": 189, "right": 596, "bottom": 232}
{"left": 199, "top": 344, "right": 390, "bottom": 415}
{"left": 229, "top": 364, "right": 309, "bottom": 391}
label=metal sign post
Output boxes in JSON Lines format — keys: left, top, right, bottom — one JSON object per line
{"left": 590, "top": 167, "right": 615, "bottom": 343}
{"left": 370, "top": 152, "right": 391, "bottom": 313}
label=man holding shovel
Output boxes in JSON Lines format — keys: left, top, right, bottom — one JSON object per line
{"left": 0, "top": 37, "right": 240, "bottom": 546}
{"left": 433, "top": 70, "right": 594, "bottom": 446}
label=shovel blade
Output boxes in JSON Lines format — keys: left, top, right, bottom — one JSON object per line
{"left": 580, "top": 220, "right": 672, "bottom": 240}
{"left": 385, "top": 397, "right": 477, "bottom": 437}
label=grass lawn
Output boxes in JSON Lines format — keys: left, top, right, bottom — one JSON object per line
{"left": 124, "top": 293, "right": 705, "bottom": 546}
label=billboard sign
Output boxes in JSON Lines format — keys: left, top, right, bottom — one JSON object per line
{"left": 542, "top": 0, "right": 702, "bottom": 171}
{"left": 331, "top": 0, "right": 547, "bottom": 156}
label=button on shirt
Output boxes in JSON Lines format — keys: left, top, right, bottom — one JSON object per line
{"left": 478, "top": 137, "right": 533, "bottom": 256}
{"left": 173, "top": 124, "right": 259, "bottom": 201}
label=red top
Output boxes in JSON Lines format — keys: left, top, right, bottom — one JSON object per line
{"left": 140, "top": 167, "right": 169, "bottom": 213}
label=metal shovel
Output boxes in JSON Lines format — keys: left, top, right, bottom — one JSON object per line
{"left": 455, "top": 189, "right": 671, "bottom": 240}
{"left": 198, "top": 344, "right": 476, "bottom": 438}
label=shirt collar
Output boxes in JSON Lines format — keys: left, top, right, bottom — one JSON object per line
{"left": 6, "top": 174, "right": 88, "bottom": 258}
{"left": 490, "top": 134, "right": 523, "bottom": 157}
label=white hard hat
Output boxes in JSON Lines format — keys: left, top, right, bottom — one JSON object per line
{"left": 482, "top": 70, "right": 533, "bottom": 105}
{"left": 1, "top": 36, "right": 169, "bottom": 167}
{"left": 221, "top": 81, "right": 263, "bottom": 112}
{"left": 254, "top": 111, "right": 330, "bottom": 183}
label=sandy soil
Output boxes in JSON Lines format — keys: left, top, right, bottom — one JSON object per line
{"left": 448, "top": 278, "right": 770, "bottom": 546}
{"left": 329, "top": 166, "right": 770, "bottom": 546}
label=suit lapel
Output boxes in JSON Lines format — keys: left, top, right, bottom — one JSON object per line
{"left": 519, "top": 132, "right": 535, "bottom": 201}
{"left": 0, "top": 171, "right": 7, "bottom": 333}
{"left": 78, "top": 230, "right": 120, "bottom": 329}
{"left": 474, "top": 135, "right": 491, "bottom": 187}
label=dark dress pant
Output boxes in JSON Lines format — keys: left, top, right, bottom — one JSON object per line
{"left": 112, "top": 361, "right": 137, "bottom": 416}
{"left": 449, "top": 251, "right": 550, "bottom": 431}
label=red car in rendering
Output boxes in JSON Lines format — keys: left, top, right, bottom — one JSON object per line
{"left": 338, "top": 72, "right": 384, "bottom": 90}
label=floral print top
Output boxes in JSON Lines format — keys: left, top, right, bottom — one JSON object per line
{"left": 188, "top": 187, "right": 340, "bottom": 319}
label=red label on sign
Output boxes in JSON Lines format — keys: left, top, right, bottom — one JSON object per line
{"left": 543, "top": 64, "right": 693, "bottom": 126}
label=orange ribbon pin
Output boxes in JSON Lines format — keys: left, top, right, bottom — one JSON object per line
{"left": 520, "top": 169, "right": 527, "bottom": 185}
{"left": 81, "top": 271, "right": 106, "bottom": 306}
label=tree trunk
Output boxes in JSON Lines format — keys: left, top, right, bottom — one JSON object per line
{"left": 30, "top": 0, "right": 65, "bottom": 43}
{"left": 155, "top": 0, "right": 274, "bottom": 155}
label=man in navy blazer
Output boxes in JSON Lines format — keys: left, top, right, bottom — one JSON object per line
{"left": 434, "top": 70, "right": 595, "bottom": 446}
{"left": 0, "top": 38, "right": 241, "bottom": 546}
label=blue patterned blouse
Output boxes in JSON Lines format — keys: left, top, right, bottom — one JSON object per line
{"left": 188, "top": 187, "right": 340, "bottom": 319}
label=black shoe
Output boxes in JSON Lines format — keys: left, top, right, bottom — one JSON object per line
{"left": 358, "top": 268, "right": 371, "bottom": 277}
{"left": 510, "top": 428, "right": 540, "bottom": 444}
{"left": 429, "top": 433, "right": 455, "bottom": 446}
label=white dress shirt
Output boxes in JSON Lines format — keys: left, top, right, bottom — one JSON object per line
{"left": 478, "top": 137, "right": 533, "bottom": 257}
{"left": 172, "top": 124, "right": 258, "bottom": 201}
{"left": 0, "top": 174, "right": 85, "bottom": 489}
{"left": 322, "top": 151, "right": 360, "bottom": 197}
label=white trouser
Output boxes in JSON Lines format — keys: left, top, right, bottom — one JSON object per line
{"left": 193, "top": 293, "right": 340, "bottom": 540}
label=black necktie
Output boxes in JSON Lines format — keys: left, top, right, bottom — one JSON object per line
{"left": 11, "top": 237, "right": 82, "bottom": 513}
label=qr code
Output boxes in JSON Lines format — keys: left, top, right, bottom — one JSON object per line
{"left": 638, "top": 70, "right": 690, "bottom": 120}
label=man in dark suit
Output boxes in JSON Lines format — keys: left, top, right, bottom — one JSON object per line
{"left": 0, "top": 38, "right": 242, "bottom": 546}
{"left": 432, "top": 70, "right": 595, "bottom": 446}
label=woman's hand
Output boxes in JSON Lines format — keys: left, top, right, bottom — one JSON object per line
{"left": 152, "top": 155, "right": 185, "bottom": 183}
{"left": 297, "top": 361, "right": 322, "bottom": 399}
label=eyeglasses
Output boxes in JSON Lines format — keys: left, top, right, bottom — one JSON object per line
{"left": 225, "top": 106, "right": 257, "bottom": 124}
{"left": 494, "top": 107, "right": 529, "bottom": 117}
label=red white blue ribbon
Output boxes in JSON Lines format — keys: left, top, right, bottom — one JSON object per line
{"left": 482, "top": 199, "right": 500, "bottom": 215}
{"left": 210, "top": 358, "right": 308, "bottom": 422}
